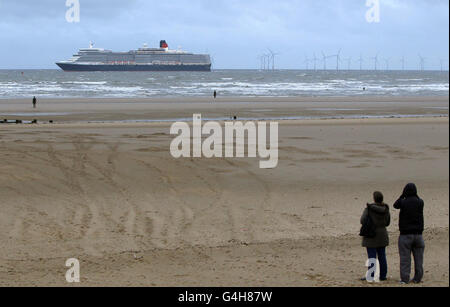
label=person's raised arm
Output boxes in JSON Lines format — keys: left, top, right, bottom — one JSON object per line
{"left": 393, "top": 197, "right": 404, "bottom": 209}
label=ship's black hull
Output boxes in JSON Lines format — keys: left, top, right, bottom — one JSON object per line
{"left": 56, "top": 63, "right": 211, "bottom": 72}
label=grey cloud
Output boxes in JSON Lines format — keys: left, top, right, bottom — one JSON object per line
{"left": 0, "top": 0, "right": 448, "bottom": 69}
{"left": 0, "top": 0, "right": 138, "bottom": 21}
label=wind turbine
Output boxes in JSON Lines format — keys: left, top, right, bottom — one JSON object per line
{"left": 261, "top": 54, "right": 271, "bottom": 70}
{"left": 358, "top": 54, "right": 364, "bottom": 70}
{"left": 370, "top": 53, "right": 379, "bottom": 71}
{"left": 400, "top": 56, "right": 406, "bottom": 71}
{"left": 312, "top": 53, "right": 318, "bottom": 71}
{"left": 267, "top": 53, "right": 273, "bottom": 70}
{"left": 418, "top": 54, "right": 426, "bottom": 71}
{"left": 383, "top": 58, "right": 390, "bottom": 71}
{"left": 267, "top": 49, "right": 279, "bottom": 70}
{"left": 440, "top": 59, "right": 447, "bottom": 72}
{"left": 259, "top": 54, "right": 268, "bottom": 70}
{"left": 258, "top": 55, "right": 264, "bottom": 70}
{"left": 326, "top": 49, "right": 342, "bottom": 70}
{"left": 331, "top": 49, "right": 342, "bottom": 71}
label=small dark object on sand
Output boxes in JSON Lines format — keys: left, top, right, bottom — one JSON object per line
{"left": 49, "top": 120, "right": 54, "bottom": 124}
{"left": 32, "top": 119, "right": 38, "bottom": 124}
{"left": 233, "top": 116, "right": 237, "bottom": 120}
{"left": 16, "top": 120, "right": 22, "bottom": 124}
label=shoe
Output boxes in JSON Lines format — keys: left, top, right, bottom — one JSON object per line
{"left": 362, "top": 276, "right": 382, "bottom": 282}
{"left": 399, "top": 280, "right": 408, "bottom": 285}
{"left": 412, "top": 280, "right": 422, "bottom": 284}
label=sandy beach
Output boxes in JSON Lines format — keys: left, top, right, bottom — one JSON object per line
{"left": 0, "top": 96, "right": 448, "bottom": 123}
{"left": 0, "top": 96, "right": 448, "bottom": 286}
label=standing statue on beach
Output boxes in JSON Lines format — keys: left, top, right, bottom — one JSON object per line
{"left": 360, "top": 191, "right": 390, "bottom": 282}
{"left": 32, "top": 96, "right": 37, "bottom": 109}
{"left": 394, "top": 183, "right": 425, "bottom": 284}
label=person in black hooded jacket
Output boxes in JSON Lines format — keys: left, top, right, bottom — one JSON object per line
{"left": 394, "top": 183, "right": 425, "bottom": 284}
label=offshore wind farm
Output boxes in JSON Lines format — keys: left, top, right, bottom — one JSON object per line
{"left": 293, "top": 50, "right": 448, "bottom": 72}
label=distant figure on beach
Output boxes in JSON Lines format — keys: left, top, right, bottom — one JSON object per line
{"left": 360, "top": 191, "right": 390, "bottom": 282}
{"left": 213, "top": 90, "right": 217, "bottom": 99}
{"left": 363, "top": 87, "right": 366, "bottom": 91}
{"left": 32, "top": 96, "right": 37, "bottom": 109}
{"left": 394, "top": 183, "right": 425, "bottom": 284}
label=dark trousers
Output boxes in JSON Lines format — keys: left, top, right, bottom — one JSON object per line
{"left": 398, "top": 234, "right": 425, "bottom": 283}
{"left": 367, "top": 247, "right": 388, "bottom": 280}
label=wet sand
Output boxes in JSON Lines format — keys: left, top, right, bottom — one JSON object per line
{"left": 0, "top": 96, "right": 448, "bottom": 123}
{"left": 0, "top": 96, "right": 448, "bottom": 286}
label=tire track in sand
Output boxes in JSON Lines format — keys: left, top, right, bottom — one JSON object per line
{"left": 135, "top": 157, "right": 195, "bottom": 248}
{"left": 45, "top": 141, "right": 99, "bottom": 255}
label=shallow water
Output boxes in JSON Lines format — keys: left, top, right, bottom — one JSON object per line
{"left": 0, "top": 69, "right": 448, "bottom": 99}
{"left": 80, "top": 113, "right": 446, "bottom": 124}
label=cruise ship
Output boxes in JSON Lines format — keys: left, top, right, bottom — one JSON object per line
{"left": 56, "top": 41, "right": 212, "bottom": 72}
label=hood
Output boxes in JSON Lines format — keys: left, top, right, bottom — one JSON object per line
{"left": 369, "top": 203, "right": 388, "bottom": 214}
{"left": 403, "top": 183, "right": 418, "bottom": 198}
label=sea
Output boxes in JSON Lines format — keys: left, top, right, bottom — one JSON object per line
{"left": 0, "top": 70, "right": 448, "bottom": 99}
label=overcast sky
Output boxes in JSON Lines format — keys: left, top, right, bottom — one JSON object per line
{"left": 0, "top": 0, "right": 448, "bottom": 70}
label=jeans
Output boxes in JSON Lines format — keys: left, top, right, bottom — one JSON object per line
{"left": 367, "top": 247, "right": 388, "bottom": 280}
{"left": 398, "top": 234, "right": 425, "bottom": 283}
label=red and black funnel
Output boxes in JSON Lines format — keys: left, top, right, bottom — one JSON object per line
{"left": 160, "top": 40, "right": 169, "bottom": 49}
